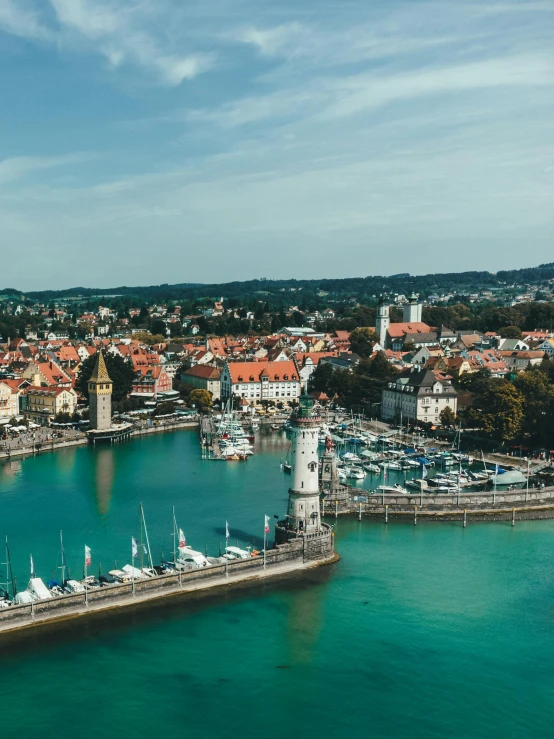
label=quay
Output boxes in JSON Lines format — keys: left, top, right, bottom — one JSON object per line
{"left": 324, "top": 485, "right": 554, "bottom": 522}
{"left": 0, "top": 418, "right": 199, "bottom": 462}
{"left": 0, "top": 526, "right": 335, "bottom": 637}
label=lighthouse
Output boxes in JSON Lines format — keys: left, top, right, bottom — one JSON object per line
{"left": 286, "top": 393, "right": 321, "bottom": 533}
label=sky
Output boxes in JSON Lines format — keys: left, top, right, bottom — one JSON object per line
{"left": 0, "top": 0, "right": 553, "bottom": 291}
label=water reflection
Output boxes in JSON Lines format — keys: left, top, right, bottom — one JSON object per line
{"left": 54, "top": 447, "right": 77, "bottom": 476}
{"left": 93, "top": 446, "right": 115, "bottom": 517}
{"left": 0, "top": 459, "right": 22, "bottom": 483}
{"left": 284, "top": 570, "right": 330, "bottom": 664}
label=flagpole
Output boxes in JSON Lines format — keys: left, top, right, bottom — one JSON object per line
{"left": 225, "top": 520, "right": 229, "bottom": 579}
{"left": 84, "top": 546, "right": 88, "bottom": 607}
{"left": 132, "top": 538, "right": 135, "bottom": 596}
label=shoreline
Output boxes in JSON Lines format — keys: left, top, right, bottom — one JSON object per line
{"left": 0, "top": 420, "right": 199, "bottom": 462}
{"left": 0, "top": 550, "right": 339, "bottom": 638}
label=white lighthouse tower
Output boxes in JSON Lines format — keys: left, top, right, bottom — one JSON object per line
{"left": 286, "top": 393, "right": 321, "bottom": 533}
{"left": 376, "top": 296, "right": 390, "bottom": 347}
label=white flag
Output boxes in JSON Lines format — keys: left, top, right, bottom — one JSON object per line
{"left": 264, "top": 515, "right": 270, "bottom": 534}
{"left": 132, "top": 537, "right": 138, "bottom": 558}
{"left": 225, "top": 521, "right": 230, "bottom": 541}
{"left": 422, "top": 465, "right": 428, "bottom": 479}
{"left": 179, "top": 529, "right": 186, "bottom": 549}
{"left": 85, "top": 545, "right": 91, "bottom": 567}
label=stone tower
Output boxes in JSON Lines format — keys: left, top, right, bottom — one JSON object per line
{"left": 403, "top": 292, "right": 422, "bottom": 323}
{"left": 286, "top": 393, "right": 321, "bottom": 533}
{"left": 88, "top": 351, "right": 113, "bottom": 431}
{"left": 376, "top": 296, "right": 390, "bottom": 346}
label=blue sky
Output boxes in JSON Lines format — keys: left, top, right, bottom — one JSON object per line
{"left": 0, "top": 0, "right": 553, "bottom": 290}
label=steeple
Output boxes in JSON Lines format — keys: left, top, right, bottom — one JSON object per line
{"left": 89, "top": 351, "right": 112, "bottom": 384}
{"left": 88, "top": 351, "right": 113, "bottom": 431}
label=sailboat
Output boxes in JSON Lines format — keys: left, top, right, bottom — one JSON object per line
{"left": 0, "top": 536, "right": 17, "bottom": 607}
{"left": 169, "top": 508, "right": 212, "bottom": 570}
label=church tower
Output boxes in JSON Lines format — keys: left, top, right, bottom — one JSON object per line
{"left": 403, "top": 292, "right": 421, "bottom": 323}
{"left": 376, "top": 296, "right": 390, "bottom": 346}
{"left": 286, "top": 394, "right": 321, "bottom": 533}
{"left": 88, "top": 351, "right": 113, "bottom": 431}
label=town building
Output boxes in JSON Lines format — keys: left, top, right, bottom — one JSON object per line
{"left": 182, "top": 365, "right": 221, "bottom": 400}
{"left": 0, "top": 380, "right": 20, "bottom": 425}
{"left": 381, "top": 367, "right": 458, "bottom": 425}
{"left": 24, "top": 386, "right": 77, "bottom": 425}
{"left": 220, "top": 360, "right": 301, "bottom": 406}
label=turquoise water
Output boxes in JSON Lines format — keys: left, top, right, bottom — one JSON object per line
{"left": 2, "top": 430, "right": 554, "bottom": 738}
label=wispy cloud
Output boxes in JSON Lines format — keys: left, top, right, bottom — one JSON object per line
{"left": 0, "top": 0, "right": 215, "bottom": 85}
{"left": 0, "top": 152, "right": 95, "bottom": 186}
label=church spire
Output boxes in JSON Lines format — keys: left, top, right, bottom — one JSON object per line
{"left": 89, "top": 350, "right": 112, "bottom": 384}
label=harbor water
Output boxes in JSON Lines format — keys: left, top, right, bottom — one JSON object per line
{"left": 2, "top": 429, "right": 554, "bottom": 738}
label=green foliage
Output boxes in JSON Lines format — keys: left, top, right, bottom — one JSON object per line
{"left": 462, "top": 381, "right": 524, "bottom": 442}
{"left": 349, "top": 327, "right": 377, "bottom": 358}
{"left": 76, "top": 353, "right": 135, "bottom": 402}
{"left": 498, "top": 325, "right": 522, "bottom": 339}
{"left": 439, "top": 406, "right": 456, "bottom": 427}
{"left": 153, "top": 401, "right": 177, "bottom": 416}
{"left": 189, "top": 388, "right": 213, "bottom": 410}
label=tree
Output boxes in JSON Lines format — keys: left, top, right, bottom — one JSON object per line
{"left": 474, "top": 382, "right": 524, "bottom": 442}
{"left": 498, "top": 325, "right": 522, "bottom": 339}
{"left": 76, "top": 353, "right": 135, "bottom": 402}
{"left": 349, "top": 327, "right": 377, "bottom": 358}
{"left": 439, "top": 406, "right": 456, "bottom": 427}
{"left": 189, "top": 388, "right": 213, "bottom": 410}
{"left": 153, "top": 401, "right": 177, "bottom": 416}
{"left": 151, "top": 319, "right": 167, "bottom": 336}
{"left": 513, "top": 369, "right": 554, "bottom": 446}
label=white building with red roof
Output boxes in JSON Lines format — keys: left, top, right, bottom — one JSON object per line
{"left": 220, "top": 360, "right": 301, "bottom": 405}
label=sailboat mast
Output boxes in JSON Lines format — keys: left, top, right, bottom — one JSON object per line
{"left": 141, "top": 503, "right": 154, "bottom": 570}
{"left": 172, "top": 506, "right": 177, "bottom": 563}
{"left": 139, "top": 503, "right": 144, "bottom": 571}
{"left": 59, "top": 530, "right": 70, "bottom": 582}
{"left": 6, "top": 536, "right": 16, "bottom": 597}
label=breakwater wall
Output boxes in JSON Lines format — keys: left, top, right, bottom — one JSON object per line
{"left": 0, "top": 526, "right": 335, "bottom": 636}
{"left": 324, "top": 486, "right": 554, "bottom": 522}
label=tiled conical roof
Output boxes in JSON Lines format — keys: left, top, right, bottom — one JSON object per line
{"left": 89, "top": 351, "right": 112, "bottom": 383}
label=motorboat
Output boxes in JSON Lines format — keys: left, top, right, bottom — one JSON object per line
{"left": 402, "top": 459, "right": 421, "bottom": 469}
{"left": 223, "top": 546, "right": 252, "bottom": 560}
{"left": 65, "top": 579, "right": 86, "bottom": 592}
{"left": 342, "top": 452, "right": 362, "bottom": 464}
{"left": 108, "top": 569, "right": 129, "bottom": 582}
{"left": 344, "top": 465, "right": 366, "bottom": 480}
{"left": 46, "top": 579, "right": 65, "bottom": 596}
{"left": 121, "top": 565, "right": 148, "bottom": 580}
{"left": 380, "top": 461, "right": 402, "bottom": 471}
{"left": 283, "top": 461, "right": 292, "bottom": 473}
{"left": 375, "top": 484, "right": 409, "bottom": 495}
{"left": 175, "top": 546, "right": 211, "bottom": 569}
{"left": 363, "top": 463, "right": 380, "bottom": 474}
{"left": 13, "top": 590, "right": 35, "bottom": 605}
{"left": 26, "top": 577, "right": 53, "bottom": 600}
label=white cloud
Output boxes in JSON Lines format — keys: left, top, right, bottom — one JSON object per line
{"left": 237, "top": 22, "right": 307, "bottom": 57}
{"left": 0, "top": 0, "right": 51, "bottom": 41}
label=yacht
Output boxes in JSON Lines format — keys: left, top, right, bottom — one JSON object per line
{"left": 344, "top": 465, "right": 366, "bottom": 480}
